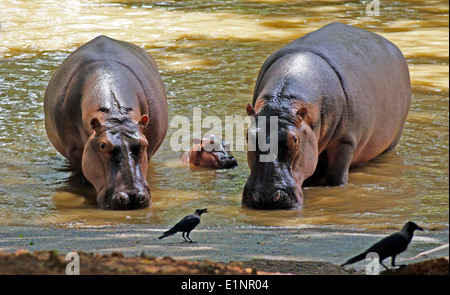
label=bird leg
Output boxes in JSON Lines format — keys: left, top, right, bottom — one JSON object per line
{"left": 182, "top": 232, "right": 195, "bottom": 243}
{"left": 391, "top": 255, "right": 397, "bottom": 267}
{"left": 391, "top": 255, "right": 407, "bottom": 268}
{"left": 186, "top": 232, "right": 196, "bottom": 243}
{"left": 379, "top": 260, "right": 389, "bottom": 270}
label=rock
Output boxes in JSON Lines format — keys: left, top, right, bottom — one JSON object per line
{"left": 0, "top": 250, "right": 277, "bottom": 275}
{"left": 381, "top": 257, "right": 449, "bottom": 275}
{"left": 240, "top": 259, "right": 364, "bottom": 275}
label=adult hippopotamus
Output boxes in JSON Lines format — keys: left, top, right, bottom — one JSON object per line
{"left": 180, "top": 136, "right": 238, "bottom": 169}
{"left": 44, "top": 35, "right": 168, "bottom": 210}
{"left": 243, "top": 23, "right": 411, "bottom": 209}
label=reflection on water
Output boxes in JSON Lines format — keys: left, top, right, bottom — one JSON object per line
{"left": 0, "top": 0, "right": 448, "bottom": 231}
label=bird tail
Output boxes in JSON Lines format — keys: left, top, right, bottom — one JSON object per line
{"left": 158, "top": 230, "right": 176, "bottom": 240}
{"left": 341, "top": 252, "right": 367, "bottom": 267}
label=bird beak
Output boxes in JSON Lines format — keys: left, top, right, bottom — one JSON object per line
{"left": 417, "top": 226, "right": 424, "bottom": 231}
{"left": 203, "top": 209, "right": 209, "bottom": 213}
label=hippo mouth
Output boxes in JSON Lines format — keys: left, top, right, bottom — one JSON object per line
{"left": 242, "top": 187, "right": 302, "bottom": 210}
{"left": 98, "top": 187, "right": 151, "bottom": 210}
{"left": 211, "top": 151, "right": 238, "bottom": 169}
{"left": 216, "top": 155, "right": 238, "bottom": 169}
{"left": 109, "top": 191, "right": 151, "bottom": 210}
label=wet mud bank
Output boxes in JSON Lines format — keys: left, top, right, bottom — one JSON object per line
{"left": 0, "top": 225, "right": 447, "bottom": 275}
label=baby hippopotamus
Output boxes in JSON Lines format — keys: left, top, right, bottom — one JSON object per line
{"left": 180, "top": 136, "right": 238, "bottom": 169}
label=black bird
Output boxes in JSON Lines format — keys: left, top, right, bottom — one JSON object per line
{"left": 341, "top": 221, "right": 423, "bottom": 269}
{"left": 158, "top": 209, "right": 208, "bottom": 243}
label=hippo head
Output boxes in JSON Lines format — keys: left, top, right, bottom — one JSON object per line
{"left": 81, "top": 114, "right": 151, "bottom": 210}
{"left": 242, "top": 103, "right": 318, "bottom": 209}
{"left": 186, "top": 136, "right": 238, "bottom": 169}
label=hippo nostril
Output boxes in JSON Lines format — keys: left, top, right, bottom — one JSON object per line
{"left": 251, "top": 190, "right": 263, "bottom": 205}
{"left": 126, "top": 191, "right": 150, "bottom": 208}
{"left": 249, "top": 190, "right": 287, "bottom": 208}
{"left": 113, "top": 192, "right": 130, "bottom": 205}
{"left": 136, "top": 192, "right": 147, "bottom": 204}
{"left": 243, "top": 185, "right": 301, "bottom": 209}
{"left": 272, "top": 190, "right": 282, "bottom": 202}
{"left": 219, "top": 156, "right": 238, "bottom": 169}
{"left": 252, "top": 195, "right": 260, "bottom": 204}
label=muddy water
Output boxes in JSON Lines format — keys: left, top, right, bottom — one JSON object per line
{"left": 0, "top": 0, "right": 448, "bottom": 232}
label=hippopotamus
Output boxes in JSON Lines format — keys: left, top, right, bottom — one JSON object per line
{"left": 44, "top": 35, "right": 168, "bottom": 210}
{"left": 243, "top": 23, "right": 411, "bottom": 209}
{"left": 180, "top": 136, "right": 238, "bottom": 169}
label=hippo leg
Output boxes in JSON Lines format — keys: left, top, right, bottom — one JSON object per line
{"left": 384, "top": 132, "right": 402, "bottom": 153}
{"left": 324, "top": 141, "right": 355, "bottom": 186}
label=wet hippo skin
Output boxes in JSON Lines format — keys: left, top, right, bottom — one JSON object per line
{"left": 180, "top": 136, "right": 238, "bottom": 169}
{"left": 243, "top": 23, "right": 411, "bottom": 209}
{"left": 44, "top": 35, "right": 168, "bottom": 210}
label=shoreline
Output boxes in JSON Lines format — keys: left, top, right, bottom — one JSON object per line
{"left": 1, "top": 224, "right": 447, "bottom": 274}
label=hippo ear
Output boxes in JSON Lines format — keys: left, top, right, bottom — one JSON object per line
{"left": 223, "top": 141, "right": 231, "bottom": 151}
{"left": 294, "top": 107, "right": 308, "bottom": 127}
{"left": 297, "top": 107, "right": 308, "bottom": 119}
{"left": 90, "top": 118, "right": 103, "bottom": 134}
{"left": 139, "top": 114, "right": 149, "bottom": 128}
{"left": 209, "top": 135, "right": 215, "bottom": 145}
{"left": 246, "top": 104, "right": 256, "bottom": 116}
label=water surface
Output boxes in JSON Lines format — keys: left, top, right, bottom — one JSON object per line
{"left": 0, "top": 0, "right": 448, "bottom": 232}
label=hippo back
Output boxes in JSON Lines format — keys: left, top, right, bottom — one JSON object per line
{"left": 44, "top": 36, "right": 168, "bottom": 209}
{"left": 255, "top": 23, "right": 411, "bottom": 109}
{"left": 44, "top": 35, "right": 168, "bottom": 159}
{"left": 254, "top": 22, "right": 411, "bottom": 162}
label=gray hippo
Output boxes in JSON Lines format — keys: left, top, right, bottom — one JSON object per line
{"left": 44, "top": 35, "right": 168, "bottom": 210}
{"left": 243, "top": 23, "right": 411, "bottom": 209}
{"left": 180, "top": 136, "right": 238, "bottom": 169}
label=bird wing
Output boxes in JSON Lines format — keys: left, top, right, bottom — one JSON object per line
{"left": 365, "top": 233, "right": 408, "bottom": 260}
{"left": 165, "top": 214, "right": 200, "bottom": 234}
{"left": 342, "top": 232, "right": 409, "bottom": 266}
